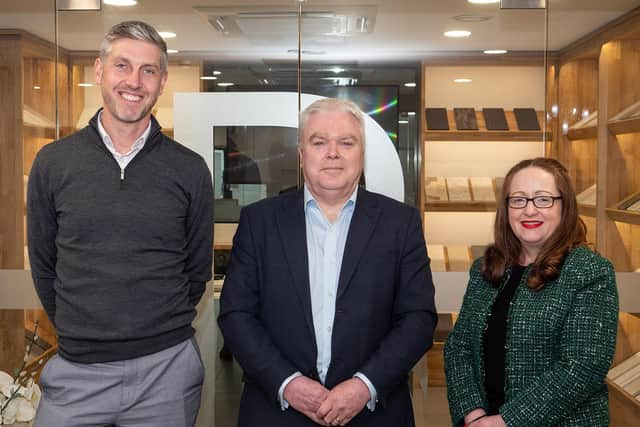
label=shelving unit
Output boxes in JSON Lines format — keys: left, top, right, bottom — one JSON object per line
{"left": 553, "top": 10, "right": 640, "bottom": 422}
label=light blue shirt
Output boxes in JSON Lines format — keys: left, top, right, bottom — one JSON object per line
{"left": 278, "top": 184, "right": 377, "bottom": 411}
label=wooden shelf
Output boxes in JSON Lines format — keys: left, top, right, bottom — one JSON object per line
{"left": 579, "top": 203, "right": 596, "bottom": 217}
{"left": 425, "top": 130, "right": 548, "bottom": 142}
{"left": 606, "top": 208, "right": 640, "bottom": 226}
{"left": 609, "top": 117, "right": 640, "bottom": 135}
{"left": 425, "top": 200, "right": 497, "bottom": 212}
{"left": 567, "top": 125, "right": 597, "bottom": 140}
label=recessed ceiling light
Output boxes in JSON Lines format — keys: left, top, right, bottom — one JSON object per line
{"left": 104, "top": 0, "right": 137, "bottom": 5}
{"left": 468, "top": 0, "right": 500, "bottom": 4}
{"left": 33, "top": 85, "right": 41, "bottom": 90}
{"left": 404, "top": 82, "right": 417, "bottom": 88}
{"left": 398, "top": 120, "right": 409, "bottom": 124}
{"left": 213, "top": 70, "right": 222, "bottom": 75}
{"left": 77, "top": 83, "right": 93, "bottom": 87}
{"left": 331, "top": 67, "right": 345, "bottom": 74}
{"left": 454, "top": 78, "right": 473, "bottom": 83}
{"left": 407, "top": 112, "right": 416, "bottom": 116}
{"left": 167, "top": 49, "right": 179, "bottom": 54}
{"left": 444, "top": 30, "right": 471, "bottom": 38}
{"left": 217, "top": 82, "right": 234, "bottom": 87}
{"left": 200, "top": 76, "right": 218, "bottom": 80}
{"left": 484, "top": 49, "right": 507, "bottom": 54}
{"left": 158, "top": 31, "right": 176, "bottom": 39}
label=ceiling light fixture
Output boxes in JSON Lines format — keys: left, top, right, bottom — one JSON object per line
{"left": 33, "top": 86, "right": 41, "bottom": 90}
{"left": 468, "top": 0, "right": 500, "bottom": 4}
{"left": 331, "top": 67, "right": 345, "bottom": 74}
{"left": 398, "top": 120, "right": 409, "bottom": 124}
{"left": 158, "top": 31, "right": 176, "bottom": 39}
{"left": 213, "top": 70, "right": 222, "bottom": 75}
{"left": 167, "top": 49, "right": 179, "bottom": 54}
{"left": 200, "top": 76, "right": 218, "bottom": 80}
{"left": 407, "top": 112, "right": 416, "bottom": 116}
{"left": 404, "top": 82, "right": 417, "bottom": 88}
{"left": 103, "top": 0, "right": 137, "bottom": 5}
{"left": 454, "top": 78, "right": 473, "bottom": 83}
{"left": 77, "top": 83, "right": 93, "bottom": 87}
{"left": 483, "top": 49, "right": 507, "bottom": 54}
{"left": 217, "top": 82, "right": 235, "bottom": 87}
{"left": 444, "top": 30, "right": 471, "bottom": 38}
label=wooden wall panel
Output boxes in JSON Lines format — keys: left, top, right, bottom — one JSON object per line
{"left": 557, "top": 59, "right": 598, "bottom": 192}
{"left": 0, "top": 38, "right": 25, "bottom": 269}
{"left": 0, "top": 36, "right": 25, "bottom": 374}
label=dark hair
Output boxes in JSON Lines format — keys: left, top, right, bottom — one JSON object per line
{"left": 482, "top": 157, "right": 587, "bottom": 290}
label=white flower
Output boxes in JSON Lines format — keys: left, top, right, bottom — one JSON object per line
{"left": 0, "top": 371, "right": 40, "bottom": 425}
{"left": 0, "top": 372, "right": 13, "bottom": 399}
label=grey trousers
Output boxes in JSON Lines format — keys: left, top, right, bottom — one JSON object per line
{"left": 34, "top": 338, "right": 204, "bottom": 427}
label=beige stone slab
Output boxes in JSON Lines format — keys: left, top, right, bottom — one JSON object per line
{"left": 576, "top": 184, "right": 597, "bottom": 206}
{"left": 427, "top": 244, "right": 446, "bottom": 272}
{"left": 425, "top": 176, "right": 448, "bottom": 201}
{"left": 609, "top": 352, "right": 640, "bottom": 380}
{"left": 445, "top": 177, "right": 471, "bottom": 201}
{"left": 446, "top": 245, "right": 472, "bottom": 272}
{"left": 614, "top": 363, "right": 640, "bottom": 388}
{"left": 627, "top": 198, "right": 640, "bottom": 212}
{"left": 469, "top": 177, "right": 495, "bottom": 202}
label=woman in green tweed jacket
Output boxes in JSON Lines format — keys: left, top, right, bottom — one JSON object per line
{"left": 444, "top": 158, "right": 618, "bottom": 427}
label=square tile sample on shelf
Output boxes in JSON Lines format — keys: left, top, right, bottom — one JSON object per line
{"left": 425, "top": 108, "right": 450, "bottom": 130}
{"left": 576, "top": 184, "right": 597, "bottom": 206}
{"left": 424, "top": 176, "right": 448, "bottom": 201}
{"left": 427, "top": 244, "right": 446, "bottom": 272}
{"left": 470, "top": 177, "right": 496, "bottom": 202}
{"left": 446, "top": 177, "right": 471, "bottom": 201}
{"left": 446, "top": 245, "right": 472, "bottom": 271}
{"left": 453, "top": 108, "right": 479, "bottom": 130}
{"left": 513, "top": 108, "right": 541, "bottom": 131}
{"left": 482, "top": 108, "right": 509, "bottom": 131}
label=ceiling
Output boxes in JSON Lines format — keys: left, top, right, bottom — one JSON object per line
{"left": 1, "top": 0, "right": 639, "bottom": 63}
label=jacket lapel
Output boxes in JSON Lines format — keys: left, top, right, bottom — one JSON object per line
{"left": 275, "top": 190, "right": 316, "bottom": 342}
{"left": 337, "top": 188, "right": 381, "bottom": 298}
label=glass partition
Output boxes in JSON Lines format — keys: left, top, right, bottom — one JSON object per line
{"left": 3, "top": 0, "right": 640, "bottom": 425}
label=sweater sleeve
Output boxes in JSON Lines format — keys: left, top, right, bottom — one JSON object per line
{"left": 184, "top": 159, "right": 214, "bottom": 306}
{"left": 444, "top": 259, "right": 488, "bottom": 427}
{"left": 500, "top": 259, "right": 619, "bottom": 426}
{"left": 27, "top": 151, "right": 59, "bottom": 325}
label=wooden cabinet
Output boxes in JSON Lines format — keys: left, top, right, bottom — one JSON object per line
{"left": 420, "top": 65, "right": 547, "bottom": 273}
{"left": 0, "top": 30, "right": 70, "bottom": 370}
{"left": 553, "top": 10, "right": 640, "bottom": 423}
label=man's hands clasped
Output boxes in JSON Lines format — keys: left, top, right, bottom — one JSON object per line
{"left": 283, "top": 376, "right": 371, "bottom": 426}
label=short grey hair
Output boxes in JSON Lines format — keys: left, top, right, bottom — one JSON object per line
{"left": 298, "top": 98, "right": 366, "bottom": 147}
{"left": 100, "top": 21, "right": 168, "bottom": 72}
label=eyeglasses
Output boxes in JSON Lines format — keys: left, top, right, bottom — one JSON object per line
{"left": 506, "top": 195, "right": 562, "bottom": 209}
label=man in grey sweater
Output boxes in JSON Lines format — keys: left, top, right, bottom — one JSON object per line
{"left": 27, "top": 21, "right": 213, "bottom": 427}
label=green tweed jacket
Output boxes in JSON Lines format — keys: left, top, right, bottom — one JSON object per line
{"left": 444, "top": 246, "right": 618, "bottom": 427}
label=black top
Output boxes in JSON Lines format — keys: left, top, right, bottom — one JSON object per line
{"left": 27, "top": 110, "right": 214, "bottom": 363}
{"left": 483, "top": 264, "right": 526, "bottom": 415}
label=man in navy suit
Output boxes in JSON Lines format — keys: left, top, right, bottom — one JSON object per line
{"left": 218, "top": 98, "right": 437, "bottom": 426}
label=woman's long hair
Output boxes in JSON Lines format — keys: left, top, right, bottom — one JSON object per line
{"left": 482, "top": 158, "right": 587, "bottom": 290}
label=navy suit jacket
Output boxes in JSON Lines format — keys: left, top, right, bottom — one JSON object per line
{"left": 218, "top": 188, "right": 437, "bottom": 426}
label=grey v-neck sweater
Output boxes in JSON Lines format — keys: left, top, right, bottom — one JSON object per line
{"left": 27, "top": 110, "right": 213, "bottom": 363}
